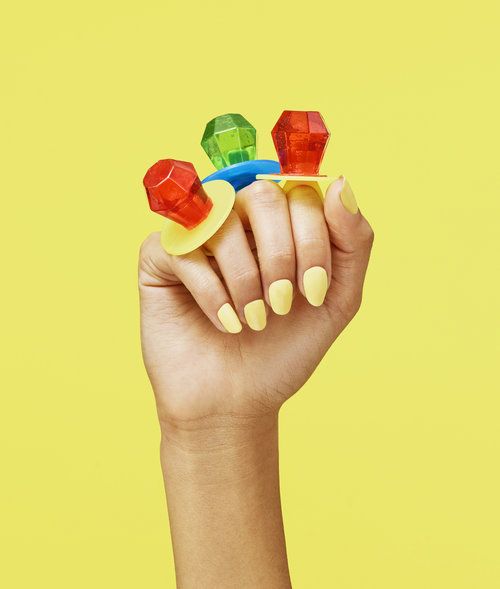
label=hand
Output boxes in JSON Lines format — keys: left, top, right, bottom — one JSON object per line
{"left": 139, "top": 177, "right": 374, "bottom": 427}
{"left": 140, "top": 177, "right": 374, "bottom": 588}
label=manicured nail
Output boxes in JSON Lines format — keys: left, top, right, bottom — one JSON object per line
{"left": 217, "top": 303, "right": 242, "bottom": 334}
{"left": 269, "top": 279, "right": 293, "bottom": 315}
{"left": 303, "top": 266, "right": 328, "bottom": 307}
{"left": 244, "top": 299, "right": 267, "bottom": 331}
{"left": 339, "top": 177, "right": 358, "bottom": 214}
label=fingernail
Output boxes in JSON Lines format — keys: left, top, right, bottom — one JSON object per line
{"left": 217, "top": 303, "right": 242, "bottom": 334}
{"left": 269, "top": 279, "right": 293, "bottom": 315}
{"left": 303, "top": 266, "right": 328, "bottom": 307}
{"left": 339, "top": 177, "right": 358, "bottom": 214}
{"left": 244, "top": 299, "right": 267, "bottom": 331}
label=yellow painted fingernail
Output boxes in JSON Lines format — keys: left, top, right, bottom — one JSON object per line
{"left": 339, "top": 177, "right": 358, "bottom": 214}
{"left": 269, "top": 279, "right": 293, "bottom": 315}
{"left": 217, "top": 303, "right": 242, "bottom": 334}
{"left": 244, "top": 299, "right": 267, "bottom": 331}
{"left": 303, "top": 266, "right": 328, "bottom": 307}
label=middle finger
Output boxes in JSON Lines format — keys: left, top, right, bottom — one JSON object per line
{"left": 236, "top": 181, "right": 296, "bottom": 316}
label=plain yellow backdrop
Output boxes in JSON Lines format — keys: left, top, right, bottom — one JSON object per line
{"left": 1, "top": 0, "right": 499, "bottom": 587}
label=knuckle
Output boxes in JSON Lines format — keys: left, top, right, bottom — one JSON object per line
{"left": 295, "top": 235, "right": 329, "bottom": 252}
{"left": 191, "top": 272, "right": 218, "bottom": 297}
{"left": 139, "top": 232, "right": 160, "bottom": 261}
{"left": 230, "top": 265, "right": 261, "bottom": 286}
{"left": 359, "top": 220, "right": 375, "bottom": 247}
{"left": 138, "top": 233, "right": 173, "bottom": 285}
{"left": 217, "top": 209, "right": 241, "bottom": 233}
{"left": 348, "top": 292, "right": 363, "bottom": 316}
{"left": 245, "top": 180, "right": 286, "bottom": 208}
{"left": 169, "top": 253, "right": 200, "bottom": 281}
{"left": 206, "top": 211, "right": 241, "bottom": 249}
{"left": 265, "top": 247, "right": 295, "bottom": 267}
{"left": 173, "top": 253, "right": 202, "bottom": 275}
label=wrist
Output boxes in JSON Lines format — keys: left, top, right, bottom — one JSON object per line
{"left": 159, "top": 410, "right": 278, "bottom": 452}
{"left": 160, "top": 411, "right": 279, "bottom": 482}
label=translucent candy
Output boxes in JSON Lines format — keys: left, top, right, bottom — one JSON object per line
{"left": 201, "top": 113, "right": 257, "bottom": 170}
{"left": 272, "top": 111, "right": 330, "bottom": 175}
{"left": 143, "top": 159, "right": 213, "bottom": 229}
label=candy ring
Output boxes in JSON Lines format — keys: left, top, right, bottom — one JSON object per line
{"left": 257, "top": 110, "right": 334, "bottom": 196}
{"left": 143, "top": 159, "right": 235, "bottom": 256}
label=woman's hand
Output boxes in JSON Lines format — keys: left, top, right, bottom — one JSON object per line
{"left": 140, "top": 177, "right": 373, "bottom": 588}
{"left": 139, "top": 178, "right": 374, "bottom": 427}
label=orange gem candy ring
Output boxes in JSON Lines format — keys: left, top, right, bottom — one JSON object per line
{"left": 256, "top": 110, "right": 335, "bottom": 197}
{"left": 143, "top": 159, "right": 235, "bottom": 256}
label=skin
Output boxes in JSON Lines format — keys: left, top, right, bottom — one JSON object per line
{"left": 139, "top": 179, "right": 374, "bottom": 588}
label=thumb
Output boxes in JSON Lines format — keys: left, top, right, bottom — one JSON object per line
{"left": 323, "top": 177, "right": 374, "bottom": 322}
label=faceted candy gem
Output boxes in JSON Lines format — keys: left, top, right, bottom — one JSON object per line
{"left": 201, "top": 113, "right": 257, "bottom": 170}
{"left": 143, "top": 159, "right": 213, "bottom": 230}
{"left": 271, "top": 111, "right": 330, "bottom": 175}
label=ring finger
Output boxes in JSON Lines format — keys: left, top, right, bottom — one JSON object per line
{"left": 287, "top": 184, "right": 331, "bottom": 307}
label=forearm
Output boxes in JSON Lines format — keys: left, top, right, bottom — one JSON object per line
{"left": 160, "top": 412, "right": 291, "bottom": 589}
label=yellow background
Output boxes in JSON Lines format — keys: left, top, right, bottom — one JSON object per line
{"left": 1, "top": 0, "right": 499, "bottom": 587}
